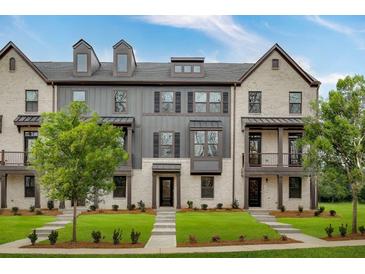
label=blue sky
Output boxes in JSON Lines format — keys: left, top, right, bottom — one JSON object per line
{"left": 0, "top": 15, "right": 364, "bottom": 97}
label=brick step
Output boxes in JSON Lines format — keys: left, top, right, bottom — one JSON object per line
{"left": 154, "top": 223, "right": 176, "bottom": 229}
{"left": 274, "top": 227, "right": 301, "bottom": 234}
{"left": 151, "top": 228, "right": 176, "bottom": 236}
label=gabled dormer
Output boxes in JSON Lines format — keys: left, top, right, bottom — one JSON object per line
{"left": 113, "top": 39, "right": 136, "bottom": 77}
{"left": 73, "top": 39, "right": 101, "bottom": 77}
{"left": 170, "top": 57, "right": 205, "bottom": 78}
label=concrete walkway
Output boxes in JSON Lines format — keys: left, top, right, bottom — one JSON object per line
{"left": 145, "top": 207, "right": 176, "bottom": 248}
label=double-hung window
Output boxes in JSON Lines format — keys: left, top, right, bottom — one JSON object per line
{"left": 209, "top": 92, "right": 222, "bottom": 113}
{"left": 160, "top": 132, "right": 173, "bottom": 157}
{"left": 193, "top": 131, "right": 219, "bottom": 158}
{"left": 113, "top": 176, "right": 126, "bottom": 198}
{"left": 76, "top": 53, "right": 87, "bottom": 72}
{"left": 115, "top": 91, "right": 127, "bottom": 113}
{"left": 25, "top": 90, "right": 38, "bottom": 112}
{"left": 289, "top": 177, "right": 302, "bottom": 198}
{"left": 289, "top": 92, "right": 302, "bottom": 114}
{"left": 201, "top": 177, "right": 214, "bottom": 198}
{"left": 117, "top": 54, "right": 128, "bottom": 73}
{"left": 249, "top": 91, "right": 261, "bottom": 113}
{"left": 195, "top": 92, "right": 207, "bottom": 112}
{"left": 195, "top": 92, "right": 222, "bottom": 113}
{"left": 161, "top": 92, "right": 174, "bottom": 112}
{"left": 24, "top": 176, "right": 35, "bottom": 198}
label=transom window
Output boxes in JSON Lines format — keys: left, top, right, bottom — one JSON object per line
{"left": 73, "top": 91, "right": 86, "bottom": 102}
{"left": 76, "top": 53, "right": 88, "bottom": 72}
{"left": 160, "top": 132, "right": 173, "bottom": 157}
{"left": 113, "top": 176, "right": 126, "bottom": 198}
{"left": 161, "top": 92, "right": 174, "bottom": 112}
{"left": 249, "top": 91, "right": 262, "bottom": 113}
{"left": 117, "top": 54, "right": 128, "bottom": 73}
{"left": 25, "top": 90, "right": 38, "bottom": 112}
{"left": 193, "top": 130, "right": 219, "bottom": 157}
{"left": 289, "top": 92, "right": 302, "bottom": 114}
{"left": 201, "top": 177, "right": 214, "bottom": 198}
{"left": 195, "top": 92, "right": 222, "bottom": 113}
{"left": 289, "top": 177, "right": 302, "bottom": 198}
{"left": 24, "top": 176, "right": 35, "bottom": 198}
{"left": 115, "top": 91, "right": 127, "bottom": 113}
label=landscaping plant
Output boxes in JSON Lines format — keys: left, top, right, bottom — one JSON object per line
{"left": 47, "top": 200, "right": 54, "bottom": 210}
{"left": 298, "top": 205, "right": 304, "bottom": 213}
{"left": 112, "top": 204, "right": 119, "bottom": 211}
{"left": 11, "top": 207, "right": 19, "bottom": 215}
{"left": 137, "top": 200, "right": 146, "bottom": 212}
{"left": 263, "top": 235, "right": 269, "bottom": 241}
{"left": 319, "top": 206, "right": 325, "bottom": 213}
{"left": 211, "top": 235, "right": 221, "bottom": 242}
{"left": 280, "top": 205, "right": 286, "bottom": 212}
{"left": 91, "top": 230, "right": 103, "bottom": 243}
{"left": 329, "top": 210, "right": 337, "bottom": 216}
{"left": 231, "top": 199, "right": 239, "bottom": 209}
{"left": 325, "top": 224, "right": 334, "bottom": 237}
{"left": 28, "top": 230, "right": 38, "bottom": 246}
{"left": 112, "top": 229, "right": 122, "bottom": 245}
{"left": 314, "top": 210, "right": 321, "bottom": 217}
{"left": 201, "top": 204, "right": 208, "bottom": 210}
{"left": 130, "top": 229, "right": 141, "bottom": 244}
{"left": 193, "top": 207, "right": 199, "bottom": 211}
{"left": 238, "top": 235, "right": 246, "bottom": 242}
{"left": 339, "top": 224, "right": 348, "bottom": 237}
{"left": 48, "top": 230, "right": 58, "bottom": 245}
{"left": 280, "top": 234, "right": 288, "bottom": 241}
{"left": 359, "top": 225, "right": 365, "bottom": 235}
{"left": 29, "top": 205, "right": 35, "bottom": 212}
{"left": 189, "top": 235, "right": 197, "bottom": 244}
{"left": 187, "top": 200, "right": 193, "bottom": 209}
{"left": 128, "top": 204, "right": 136, "bottom": 211}
{"left": 35, "top": 209, "right": 43, "bottom": 215}
{"left": 216, "top": 203, "right": 223, "bottom": 209}
{"left": 89, "top": 205, "right": 97, "bottom": 211}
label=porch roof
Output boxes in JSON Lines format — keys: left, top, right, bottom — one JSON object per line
{"left": 241, "top": 117, "right": 304, "bottom": 129}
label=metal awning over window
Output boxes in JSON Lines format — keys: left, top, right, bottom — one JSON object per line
{"left": 152, "top": 163, "right": 181, "bottom": 173}
{"left": 241, "top": 117, "right": 303, "bottom": 130}
{"left": 189, "top": 120, "right": 223, "bottom": 130}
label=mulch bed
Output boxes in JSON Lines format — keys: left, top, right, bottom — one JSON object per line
{"left": 0, "top": 209, "right": 61, "bottom": 216}
{"left": 22, "top": 242, "right": 145, "bottom": 249}
{"left": 179, "top": 208, "right": 245, "bottom": 213}
{"left": 270, "top": 210, "right": 338, "bottom": 218}
{"left": 177, "top": 238, "right": 300, "bottom": 247}
{"left": 323, "top": 234, "right": 365, "bottom": 241}
{"left": 80, "top": 209, "right": 156, "bottom": 215}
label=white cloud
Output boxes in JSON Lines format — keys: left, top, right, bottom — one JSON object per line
{"left": 140, "top": 15, "right": 271, "bottom": 62}
{"left": 318, "top": 72, "right": 348, "bottom": 85}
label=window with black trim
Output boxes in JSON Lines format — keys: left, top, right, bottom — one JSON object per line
{"left": 113, "top": 176, "right": 126, "bottom": 198}
{"left": 115, "top": 91, "right": 127, "bottom": 113}
{"left": 25, "top": 90, "right": 38, "bottom": 112}
{"left": 76, "top": 53, "right": 87, "bottom": 72}
{"left": 289, "top": 92, "right": 302, "bottom": 114}
{"left": 249, "top": 91, "right": 261, "bottom": 113}
{"left": 195, "top": 92, "right": 222, "bottom": 113}
{"left": 161, "top": 92, "right": 174, "bottom": 112}
{"left": 193, "top": 131, "right": 219, "bottom": 157}
{"left": 9, "top": 57, "right": 16, "bottom": 71}
{"left": 272, "top": 59, "right": 279, "bottom": 69}
{"left": 160, "top": 132, "right": 173, "bottom": 158}
{"left": 289, "top": 177, "right": 302, "bottom": 198}
{"left": 201, "top": 177, "right": 214, "bottom": 198}
{"left": 24, "top": 176, "right": 35, "bottom": 198}
{"left": 73, "top": 91, "right": 86, "bottom": 102}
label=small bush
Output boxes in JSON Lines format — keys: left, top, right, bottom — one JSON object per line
{"left": 201, "top": 204, "right": 208, "bottom": 210}
{"left": 329, "top": 210, "right": 336, "bottom": 216}
{"left": 263, "top": 235, "right": 269, "bottom": 241}
{"left": 325, "top": 224, "right": 334, "bottom": 237}
{"left": 89, "top": 205, "right": 97, "bottom": 211}
{"left": 319, "top": 206, "right": 325, "bottom": 213}
{"left": 112, "top": 229, "right": 122, "bottom": 245}
{"left": 47, "top": 200, "right": 54, "bottom": 210}
{"left": 216, "top": 203, "right": 223, "bottom": 209}
{"left": 339, "top": 224, "right": 348, "bottom": 237}
{"left": 28, "top": 230, "right": 38, "bottom": 245}
{"left": 29, "top": 205, "right": 35, "bottom": 212}
{"left": 189, "top": 235, "right": 197, "bottom": 244}
{"left": 35, "top": 209, "right": 43, "bottom": 215}
{"left": 48, "top": 230, "right": 58, "bottom": 245}
{"left": 280, "top": 234, "right": 288, "bottom": 241}
{"left": 359, "top": 225, "right": 365, "bottom": 235}
{"left": 193, "top": 207, "right": 199, "bottom": 211}
{"left": 137, "top": 200, "right": 146, "bottom": 212}
{"left": 130, "top": 229, "right": 141, "bottom": 244}
{"left": 91, "top": 230, "right": 103, "bottom": 243}
{"left": 231, "top": 199, "right": 239, "bottom": 209}
{"left": 128, "top": 204, "right": 136, "bottom": 211}
{"left": 187, "top": 200, "right": 193, "bottom": 209}
{"left": 280, "top": 205, "right": 286, "bottom": 212}
{"left": 11, "top": 207, "right": 19, "bottom": 215}
{"left": 314, "top": 210, "right": 321, "bottom": 216}
{"left": 112, "top": 204, "right": 119, "bottom": 211}
{"left": 211, "top": 235, "right": 221, "bottom": 242}
{"left": 298, "top": 205, "right": 303, "bottom": 213}
{"left": 238, "top": 235, "right": 246, "bottom": 242}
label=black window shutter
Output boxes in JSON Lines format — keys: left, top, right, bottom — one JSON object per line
{"left": 174, "top": 132, "right": 180, "bottom": 158}
{"left": 175, "top": 92, "right": 181, "bottom": 113}
{"left": 187, "top": 92, "right": 193, "bottom": 113}
{"left": 153, "top": 132, "right": 159, "bottom": 158}
{"left": 154, "top": 91, "right": 160, "bottom": 113}
{"left": 223, "top": 92, "right": 229, "bottom": 113}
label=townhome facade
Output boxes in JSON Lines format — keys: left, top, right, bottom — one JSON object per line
{"left": 0, "top": 39, "right": 320, "bottom": 211}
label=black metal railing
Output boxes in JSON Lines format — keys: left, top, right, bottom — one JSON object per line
{"left": 0, "top": 150, "right": 30, "bottom": 166}
{"left": 242, "top": 153, "right": 303, "bottom": 167}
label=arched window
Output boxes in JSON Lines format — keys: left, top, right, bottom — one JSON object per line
{"left": 9, "top": 57, "right": 16, "bottom": 71}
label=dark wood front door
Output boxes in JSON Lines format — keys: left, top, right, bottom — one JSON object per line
{"left": 159, "top": 177, "right": 174, "bottom": 207}
{"left": 249, "top": 178, "right": 262, "bottom": 207}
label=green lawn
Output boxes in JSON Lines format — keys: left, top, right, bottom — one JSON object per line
{"left": 0, "top": 216, "right": 55, "bottom": 244}
{"left": 278, "top": 202, "right": 365, "bottom": 238}
{"left": 176, "top": 211, "right": 279, "bottom": 243}
{"left": 51, "top": 214, "right": 155, "bottom": 244}
{"left": 1, "top": 245, "right": 365, "bottom": 258}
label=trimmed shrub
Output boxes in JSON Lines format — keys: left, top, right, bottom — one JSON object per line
{"left": 130, "top": 229, "right": 141, "bottom": 244}
{"left": 280, "top": 234, "right": 288, "bottom": 241}
{"left": 325, "top": 224, "right": 334, "bottom": 237}
{"left": 137, "top": 200, "right": 146, "bottom": 212}
{"left": 112, "top": 204, "right": 119, "bottom": 211}
{"left": 339, "top": 224, "right": 348, "bottom": 237}
{"left": 329, "top": 210, "right": 336, "bottom": 217}
{"left": 238, "top": 235, "right": 246, "bottom": 242}
{"left": 11, "top": 207, "right": 19, "bottom": 215}
{"left": 112, "top": 229, "right": 122, "bottom": 245}
{"left": 28, "top": 230, "right": 38, "bottom": 245}
{"left": 91, "top": 230, "right": 103, "bottom": 243}
{"left": 298, "top": 205, "right": 304, "bottom": 213}
{"left": 201, "top": 204, "right": 208, "bottom": 210}
{"left": 193, "top": 207, "right": 199, "bottom": 211}
{"left": 187, "top": 201, "right": 193, "bottom": 209}
{"left": 89, "top": 205, "right": 97, "bottom": 211}
{"left": 211, "top": 235, "right": 221, "bottom": 242}
{"left": 35, "top": 209, "right": 43, "bottom": 215}
{"left": 29, "top": 205, "right": 35, "bottom": 212}
{"left": 48, "top": 230, "right": 58, "bottom": 245}
{"left": 231, "top": 199, "right": 239, "bottom": 209}
{"left": 319, "top": 206, "right": 325, "bottom": 213}
{"left": 128, "top": 204, "right": 136, "bottom": 211}
{"left": 314, "top": 210, "right": 321, "bottom": 216}
{"left": 263, "top": 235, "right": 269, "bottom": 241}
{"left": 189, "top": 235, "right": 197, "bottom": 244}
{"left": 359, "top": 225, "right": 365, "bottom": 235}
{"left": 47, "top": 200, "right": 54, "bottom": 210}
{"left": 216, "top": 203, "right": 223, "bottom": 209}
{"left": 280, "top": 205, "right": 286, "bottom": 212}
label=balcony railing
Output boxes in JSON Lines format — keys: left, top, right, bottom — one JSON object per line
{"left": 0, "top": 150, "right": 30, "bottom": 166}
{"left": 242, "top": 153, "right": 303, "bottom": 168}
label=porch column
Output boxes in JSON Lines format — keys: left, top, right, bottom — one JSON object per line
{"left": 34, "top": 177, "right": 41, "bottom": 209}
{"left": 127, "top": 175, "right": 132, "bottom": 208}
{"left": 277, "top": 175, "right": 283, "bottom": 209}
{"left": 310, "top": 175, "right": 316, "bottom": 209}
{"left": 277, "top": 127, "right": 283, "bottom": 167}
{"left": 244, "top": 175, "right": 249, "bottom": 209}
{"left": 127, "top": 127, "right": 132, "bottom": 167}
{"left": 0, "top": 173, "right": 7, "bottom": 208}
{"left": 176, "top": 173, "right": 181, "bottom": 209}
{"left": 152, "top": 173, "right": 157, "bottom": 209}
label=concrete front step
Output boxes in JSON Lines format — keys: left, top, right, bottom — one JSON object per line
{"left": 155, "top": 218, "right": 175, "bottom": 223}
{"left": 248, "top": 210, "right": 270, "bottom": 215}
{"left": 46, "top": 221, "right": 71, "bottom": 227}
{"left": 156, "top": 216, "right": 175, "bottom": 220}
{"left": 154, "top": 223, "right": 176, "bottom": 229}
{"left": 274, "top": 227, "right": 301, "bottom": 234}
{"left": 252, "top": 216, "right": 276, "bottom": 222}
{"left": 157, "top": 212, "right": 176, "bottom": 216}
{"left": 157, "top": 207, "right": 176, "bottom": 212}
{"left": 262, "top": 222, "right": 292, "bottom": 229}
{"left": 152, "top": 228, "right": 176, "bottom": 236}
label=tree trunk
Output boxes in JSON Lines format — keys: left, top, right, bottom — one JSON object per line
{"left": 352, "top": 188, "right": 358, "bottom": 234}
{"left": 72, "top": 198, "right": 77, "bottom": 242}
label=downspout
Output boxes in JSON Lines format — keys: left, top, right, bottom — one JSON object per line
{"left": 232, "top": 83, "right": 237, "bottom": 203}
{"left": 315, "top": 85, "right": 320, "bottom": 208}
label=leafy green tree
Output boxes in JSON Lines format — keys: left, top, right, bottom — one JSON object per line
{"left": 301, "top": 75, "right": 365, "bottom": 234}
{"left": 31, "top": 102, "right": 128, "bottom": 242}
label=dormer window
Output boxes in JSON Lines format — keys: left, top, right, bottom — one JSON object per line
{"left": 171, "top": 57, "right": 205, "bottom": 77}
{"left": 117, "top": 54, "right": 128, "bottom": 73}
{"left": 76, "top": 53, "right": 88, "bottom": 72}
{"left": 174, "top": 65, "right": 182, "bottom": 73}
{"left": 9, "top": 57, "right": 16, "bottom": 71}
{"left": 193, "top": 65, "right": 201, "bottom": 73}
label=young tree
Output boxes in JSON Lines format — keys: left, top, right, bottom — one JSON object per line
{"left": 31, "top": 102, "right": 128, "bottom": 242}
{"left": 302, "top": 75, "right": 365, "bottom": 233}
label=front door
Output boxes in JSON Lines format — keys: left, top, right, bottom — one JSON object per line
{"left": 159, "top": 177, "right": 174, "bottom": 207}
{"left": 249, "top": 178, "right": 262, "bottom": 207}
